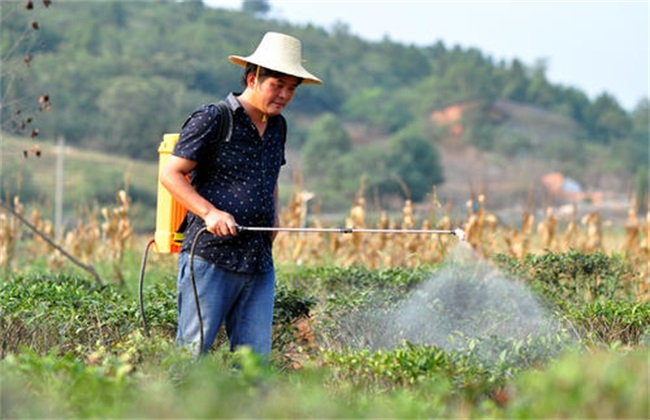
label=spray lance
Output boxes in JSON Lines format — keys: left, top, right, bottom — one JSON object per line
{"left": 138, "top": 133, "right": 466, "bottom": 353}
{"left": 236, "top": 225, "right": 466, "bottom": 239}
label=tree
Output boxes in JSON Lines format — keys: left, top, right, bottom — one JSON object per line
{"left": 302, "top": 113, "right": 370, "bottom": 208}
{"left": 525, "top": 59, "right": 556, "bottom": 106}
{"left": 631, "top": 98, "right": 649, "bottom": 144}
{"left": 302, "top": 113, "right": 352, "bottom": 180}
{"left": 584, "top": 93, "right": 632, "bottom": 143}
{"left": 382, "top": 123, "right": 444, "bottom": 201}
{"left": 501, "top": 59, "right": 529, "bottom": 102}
{"left": 242, "top": 0, "right": 270, "bottom": 16}
{"left": 342, "top": 87, "right": 412, "bottom": 133}
{"left": 96, "top": 76, "right": 189, "bottom": 159}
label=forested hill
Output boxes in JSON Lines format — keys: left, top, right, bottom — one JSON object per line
{"left": 2, "top": 0, "right": 648, "bottom": 209}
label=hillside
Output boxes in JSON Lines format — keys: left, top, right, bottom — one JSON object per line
{"left": 1, "top": 1, "right": 646, "bottom": 225}
{"left": 429, "top": 101, "right": 634, "bottom": 223}
{"left": 2, "top": 134, "right": 159, "bottom": 231}
{"left": 2, "top": 88, "right": 637, "bottom": 232}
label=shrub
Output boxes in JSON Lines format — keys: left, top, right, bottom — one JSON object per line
{"left": 564, "top": 300, "right": 650, "bottom": 346}
{"left": 0, "top": 272, "right": 317, "bottom": 358}
{"left": 494, "top": 250, "right": 639, "bottom": 307}
{"left": 506, "top": 349, "right": 649, "bottom": 418}
{"left": 0, "top": 273, "right": 137, "bottom": 356}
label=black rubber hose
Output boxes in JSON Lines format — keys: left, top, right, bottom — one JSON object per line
{"left": 138, "top": 238, "right": 156, "bottom": 337}
{"left": 138, "top": 229, "right": 208, "bottom": 354}
{"left": 190, "top": 227, "right": 209, "bottom": 354}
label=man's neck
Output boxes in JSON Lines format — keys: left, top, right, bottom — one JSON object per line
{"left": 238, "top": 90, "right": 267, "bottom": 125}
{"left": 238, "top": 90, "right": 268, "bottom": 136}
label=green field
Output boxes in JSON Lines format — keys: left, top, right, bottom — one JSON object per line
{"left": 1, "top": 245, "right": 648, "bottom": 418}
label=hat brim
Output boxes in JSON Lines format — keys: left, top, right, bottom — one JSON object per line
{"left": 228, "top": 55, "right": 323, "bottom": 85}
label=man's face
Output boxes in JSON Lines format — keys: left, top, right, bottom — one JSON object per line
{"left": 254, "top": 74, "right": 301, "bottom": 116}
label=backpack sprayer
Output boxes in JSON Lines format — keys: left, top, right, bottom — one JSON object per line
{"left": 139, "top": 132, "right": 466, "bottom": 353}
{"left": 139, "top": 133, "right": 185, "bottom": 340}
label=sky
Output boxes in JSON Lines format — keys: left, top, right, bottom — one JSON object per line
{"left": 206, "top": 0, "right": 649, "bottom": 112}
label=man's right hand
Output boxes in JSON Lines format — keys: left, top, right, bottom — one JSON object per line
{"left": 204, "top": 209, "right": 238, "bottom": 237}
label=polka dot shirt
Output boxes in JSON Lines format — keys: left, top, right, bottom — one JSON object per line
{"left": 172, "top": 93, "right": 286, "bottom": 273}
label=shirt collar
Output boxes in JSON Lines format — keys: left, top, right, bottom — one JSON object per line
{"left": 226, "top": 92, "right": 244, "bottom": 112}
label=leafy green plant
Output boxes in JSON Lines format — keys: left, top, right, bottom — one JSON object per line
{"left": 1, "top": 259, "right": 649, "bottom": 418}
{"left": 505, "top": 348, "right": 649, "bottom": 418}
{"left": 494, "top": 250, "right": 639, "bottom": 307}
{"left": 0, "top": 271, "right": 320, "bottom": 358}
{"left": 564, "top": 300, "right": 650, "bottom": 345}
{"left": 2, "top": 346, "right": 137, "bottom": 418}
{"left": 0, "top": 273, "right": 137, "bottom": 356}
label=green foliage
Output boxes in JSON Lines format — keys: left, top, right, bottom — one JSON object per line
{"left": 302, "top": 113, "right": 364, "bottom": 208}
{"left": 0, "top": 273, "right": 138, "bottom": 355}
{"left": 434, "top": 47, "right": 500, "bottom": 105}
{"left": 273, "top": 282, "right": 316, "bottom": 325}
{"left": 322, "top": 331, "right": 572, "bottom": 403}
{"left": 494, "top": 250, "right": 639, "bottom": 307}
{"left": 1, "top": 256, "right": 649, "bottom": 418}
{"left": 3, "top": 341, "right": 646, "bottom": 418}
{"left": 95, "top": 75, "right": 191, "bottom": 159}
{"left": 384, "top": 122, "right": 444, "bottom": 200}
{"left": 460, "top": 102, "right": 500, "bottom": 150}
{"left": 307, "top": 120, "right": 448, "bottom": 205}
{"left": 271, "top": 282, "right": 317, "bottom": 350}
{"left": 1, "top": 0, "right": 646, "bottom": 217}
{"left": 500, "top": 59, "right": 529, "bottom": 102}
{"left": 2, "top": 346, "right": 138, "bottom": 417}
{"left": 281, "top": 264, "right": 429, "bottom": 300}
{"left": 242, "top": 0, "right": 271, "bottom": 16}
{"left": 0, "top": 271, "right": 316, "bottom": 357}
{"left": 493, "top": 250, "right": 649, "bottom": 346}
{"left": 342, "top": 87, "right": 413, "bottom": 133}
{"left": 585, "top": 93, "right": 633, "bottom": 143}
{"left": 302, "top": 113, "right": 352, "bottom": 178}
{"left": 506, "top": 349, "right": 649, "bottom": 418}
{"left": 565, "top": 300, "right": 650, "bottom": 345}
{"left": 1, "top": 0, "right": 641, "bottom": 168}
{"left": 140, "top": 280, "right": 179, "bottom": 335}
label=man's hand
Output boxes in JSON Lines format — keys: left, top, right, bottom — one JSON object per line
{"left": 204, "top": 209, "right": 238, "bottom": 237}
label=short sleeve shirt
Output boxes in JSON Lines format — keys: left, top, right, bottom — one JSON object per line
{"left": 172, "top": 93, "right": 286, "bottom": 273}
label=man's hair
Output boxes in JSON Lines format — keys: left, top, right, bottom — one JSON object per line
{"left": 241, "top": 63, "right": 303, "bottom": 87}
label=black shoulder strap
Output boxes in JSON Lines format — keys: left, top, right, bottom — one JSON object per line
{"left": 180, "top": 100, "right": 233, "bottom": 144}
{"left": 214, "top": 100, "right": 233, "bottom": 143}
{"left": 278, "top": 114, "right": 287, "bottom": 141}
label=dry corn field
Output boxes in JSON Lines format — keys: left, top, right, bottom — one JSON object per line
{"left": 276, "top": 189, "right": 648, "bottom": 270}
{"left": 1, "top": 188, "right": 649, "bottom": 299}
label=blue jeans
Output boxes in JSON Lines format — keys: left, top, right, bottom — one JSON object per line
{"left": 175, "top": 252, "right": 275, "bottom": 356}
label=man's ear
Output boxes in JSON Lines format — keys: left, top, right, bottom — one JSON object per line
{"left": 247, "top": 72, "right": 258, "bottom": 89}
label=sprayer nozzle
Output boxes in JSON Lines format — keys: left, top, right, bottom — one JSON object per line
{"left": 453, "top": 228, "right": 466, "bottom": 241}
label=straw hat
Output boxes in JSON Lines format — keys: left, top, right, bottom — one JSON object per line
{"left": 229, "top": 32, "right": 322, "bottom": 85}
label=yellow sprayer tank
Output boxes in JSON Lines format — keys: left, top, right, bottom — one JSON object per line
{"left": 155, "top": 133, "right": 187, "bottom": 253}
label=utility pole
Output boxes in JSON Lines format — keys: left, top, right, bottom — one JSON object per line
{"left": 55, "top": 136, "right": 64, "bottom": 240}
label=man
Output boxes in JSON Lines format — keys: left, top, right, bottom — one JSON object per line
{"left": 161, "top": 32, "right": 322, "bottom": 356}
